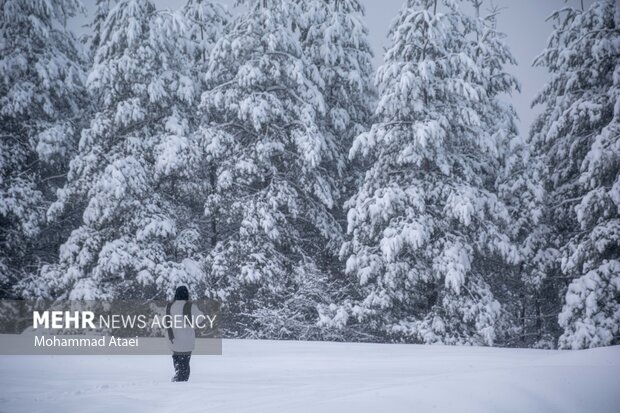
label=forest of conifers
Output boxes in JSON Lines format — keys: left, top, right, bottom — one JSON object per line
{"left": 1, "top": 0, "right": 618, "bottom": 349}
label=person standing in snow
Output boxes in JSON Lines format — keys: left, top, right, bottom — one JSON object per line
{"left": 166, "top": 286, "right": 204, "bottom": 382}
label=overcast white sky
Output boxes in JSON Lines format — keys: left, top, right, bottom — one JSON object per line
{"left": 71, "top": 0, "right": 593, "bottom": 135}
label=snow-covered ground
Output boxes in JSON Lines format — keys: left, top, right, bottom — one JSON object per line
{"left": 1, "top": 339, "right": 619, "bottom": 413}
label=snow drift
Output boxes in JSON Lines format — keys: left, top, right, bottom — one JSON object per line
{"left": 1, "top": 338, "right": 619, "bottom": 413}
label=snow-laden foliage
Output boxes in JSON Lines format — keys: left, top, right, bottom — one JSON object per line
{"left": 496, "top": 129, "right": 559, "bottom": 347}
{"left": 335, "top": 0, "right": 519, "bottom": 345}
{"left": 479, "top": 1, "right": 558, "bottom": 347}
{"left": 300, "top": 0, "right": 375, "bottom": 188}
{"left": 36, "top": 0, "right": 209, "bottom": 300}
{"left": 182, "top": 0, "right": 230, "bottom": 71}
{"left": 181, "top": 0, "right": 230, "bottom": 251}
{"left": 2, "top": 0, "right": 617, "bottom": 349}
{"left": 529, "top": 0, "right": 620, "bottom": 349}
{"left": 0, "top": 0, "right": 87, "bottom": 297}
{"left": 200, "top": 0, "right": 345, "bottom": 339}
{"left": 298, "top": 0, "right": 376, "bottom": 339}
{"left": 82, "top": 0, "right": 117, "bottom": 54}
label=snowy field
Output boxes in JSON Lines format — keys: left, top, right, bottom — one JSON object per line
{"left": 1, "top": 339, "right": 619, "bottom": 413}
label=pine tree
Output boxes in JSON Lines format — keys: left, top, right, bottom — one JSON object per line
{"left": 299, "top": 0, "right": 375, "bottom": 195}
{"left": 467, "top": 1, "right": 558, "bottom": 347}
{"left": 182, "top": 0, "right": 230, "bottom": 252}
{"left": 38, "top": 0, "right": 205, "bottom": 300}
{"left": 337, "top": 0, "right": 517, "bottom": 345}
{"left": 497, "top": 121, "right": 561, "bottom": 347}
{"left": 182, "top": 0, "right": 230, "bottom": 70}
{"left": 298, "top": 0, "right": 376, "bottom": 339}
{"left": 530, "top": 0, "right": 620, "bottom": 349}
{"left": 0, "top": 0, "right": 87, "bottom": 298}
{"left": 200, "top": 0, "right": 343, "bottom": 338}
{"left": 82, "top": 0, "right": 118, "bottom": 54}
